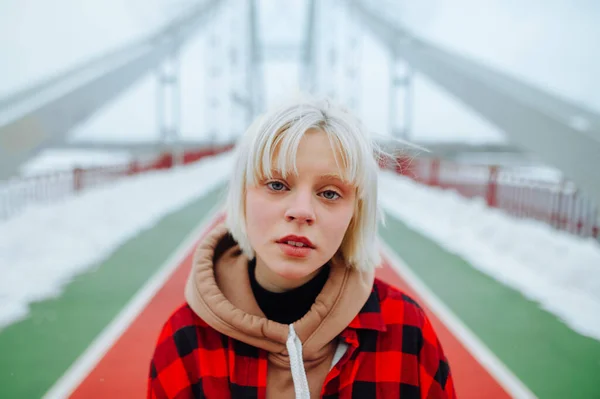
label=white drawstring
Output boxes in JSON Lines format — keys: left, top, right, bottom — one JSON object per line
{"left": 286, "top": 324, "right": 310, "bottom": 399}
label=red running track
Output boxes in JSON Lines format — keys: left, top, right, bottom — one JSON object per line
{"left": 69, "top": 219, "right": 511, "bottom": 398}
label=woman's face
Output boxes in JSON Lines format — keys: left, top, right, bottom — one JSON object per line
{"left": 245, "top": 129, "right": 357, "bottom": 292}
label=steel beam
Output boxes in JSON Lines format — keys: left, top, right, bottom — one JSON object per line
{"left": 248, "top": 0, "right": 264, "bottom": 115}
{"left": 349, "top": 0, "right": 600, "bottom": 205}
{"left": 0, "top": 0, "right": 223, "bottom": 180}
{"left": 302, "top": 0, "right": 317, "bottom": 92}
{"left": 46, "top": 139, "right": 213, "bottom": 155}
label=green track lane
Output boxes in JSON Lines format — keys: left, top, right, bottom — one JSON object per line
{"left": 3, "top": 187, "right": 598, "bottom": 398}
{"left": 0, "top": 186, "right": 224, "bottom": 398}
{"left": 380, "top": 214, "right": 600, "bottom": 399}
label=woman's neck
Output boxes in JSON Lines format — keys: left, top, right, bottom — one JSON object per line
{"left": 249, "top": 258, "right": 331, "bottom": 324}
{"left": 254, "top": 257, "right": 322, "bottom": 293}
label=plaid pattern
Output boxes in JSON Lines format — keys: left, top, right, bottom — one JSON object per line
{"left": 148, "top": 279, "right": 456, "bottom": 398}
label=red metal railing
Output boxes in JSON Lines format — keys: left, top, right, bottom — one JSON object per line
{"left": 384, "top": 157, "right": 600, "bottom": 240}
{"left": 0, "top": 145, "right": 233, "bottom": 221}
{"left": 6, "top": 149, "right": 597, "bottom": 240}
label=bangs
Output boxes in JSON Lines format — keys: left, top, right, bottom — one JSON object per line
{"left": 245, "top": 114, "right": 370, "bottom": 198}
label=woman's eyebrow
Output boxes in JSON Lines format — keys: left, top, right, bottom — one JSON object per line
{"left": 319, "top": 173, "right": 350, "bottom": 184}
{"left": 319, "top": 173, "right": 342, "bottom": 180}
{"left": 268, "top": 171, "right": 351, "bottom": 185}
{"left": 271, "top": 170, "right": 286, "bottom": 178}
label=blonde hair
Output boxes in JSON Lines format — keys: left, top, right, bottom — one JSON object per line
{"left": 225, "top": 96, "right": 386, "bottom": 272}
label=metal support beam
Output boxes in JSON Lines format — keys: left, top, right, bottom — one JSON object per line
{"left": 49, "top": 139, "right": 523, "bottom": 159}
{"left": 50, "top": 139, "right": 214, "bottom": 154}
{"left": 207, "top": 28, "right": 222, "bottom": 145}
{"left": 302, "top": 0, "right": 317, "bottom": 93}
{"left": 348, "top": 0, "right": 600, "bottom": 206}
{"left": 389, "top": 56, "right": 414, "bottom": 139}
{"left": 261, "top": 44, "right": 305, "bottom": 61}
{"left": 248, "top": 0, "right": 264, "bottom": 115}
{"left": 0, "top": 0, "right": 224, "bottom": 180}
{"left": 344, "top": 4, "right": 361, "bottom": 113}
{"left": 157, "top": 50, "right": 181, "bottom": 164}
{"left": 0, "top": 42, "right": 137, "bottom": 113}
{"left": 326, "top": 27, "right": 338, "bottom": 100}
{"left": 228, "top": 8, "right": 242, "bottom": 139}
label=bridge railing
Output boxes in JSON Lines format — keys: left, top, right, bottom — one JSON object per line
{"left": 0, "top": 145, "right": 233, "bottom": 222}
{"left": 383, "top": 157, "right": 600, "bottom": 240}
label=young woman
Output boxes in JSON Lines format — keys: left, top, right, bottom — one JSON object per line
{"left": 148, "top": 98, "right": 456, "bottom": 398}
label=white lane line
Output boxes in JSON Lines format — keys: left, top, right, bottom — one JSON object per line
{"left": 379, "top": 238, "right": 537, "bottom": 399}
{"left": 43, "top": 206, "right": 222, "bottom": 399}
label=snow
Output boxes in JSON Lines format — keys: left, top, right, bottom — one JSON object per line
{"left": 20, "top": 149, "right": 133, "bottom": 176}
{"left": 1, "top": 0, "right": 600, "bottom": 342}
{"left": 379, "top": 169, "right": 600, "bottom": 341}
{"left": 2, "top": 151, "right": 598, "bottom": 342}
{"left": 0, "top": 152, "right": 233, "bottom": 330}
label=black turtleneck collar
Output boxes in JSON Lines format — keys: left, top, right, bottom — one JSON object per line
{"left": 248, "top": 258, "right": 330, "bottom": 325}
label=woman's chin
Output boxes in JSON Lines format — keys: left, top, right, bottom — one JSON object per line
{"left": 269, "top": 262, "right": 318, "bottom": 282}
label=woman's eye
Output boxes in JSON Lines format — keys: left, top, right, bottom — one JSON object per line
{"left": 267, "top": 181, "right": 286, "bottom": 191}
{"left": 321, "top": 190, "right": 341, "bottom": 200}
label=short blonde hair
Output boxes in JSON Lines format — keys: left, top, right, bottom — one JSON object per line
{"left": 225, "top": 96, "right": 384, "bottom": 272}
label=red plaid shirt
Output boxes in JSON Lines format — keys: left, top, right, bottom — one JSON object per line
{"left": 148, "top": 278, "right": 456, "bottom": 398}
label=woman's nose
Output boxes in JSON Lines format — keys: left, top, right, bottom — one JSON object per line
{"left": 284, "top": 190, "right": 315, "bottom": 225}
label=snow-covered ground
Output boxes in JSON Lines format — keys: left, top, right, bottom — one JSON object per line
{"left": 20, "top": 149, "right": 133, "bottom": 176}
{"left": 0, "top": 152, "right": 233, "bottom": 330}
{"left": 2, "top": 0, "right": 598, "bottom": 342}
{"left": 379, "top": 170, "right": 600, "bottom": 341}
{"left": 1, "top": 153, "right": 599, "bottom": 343}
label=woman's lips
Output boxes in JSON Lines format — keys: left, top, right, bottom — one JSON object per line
{"left": 277, "top": 242, "right": 313, "bottom": 258}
